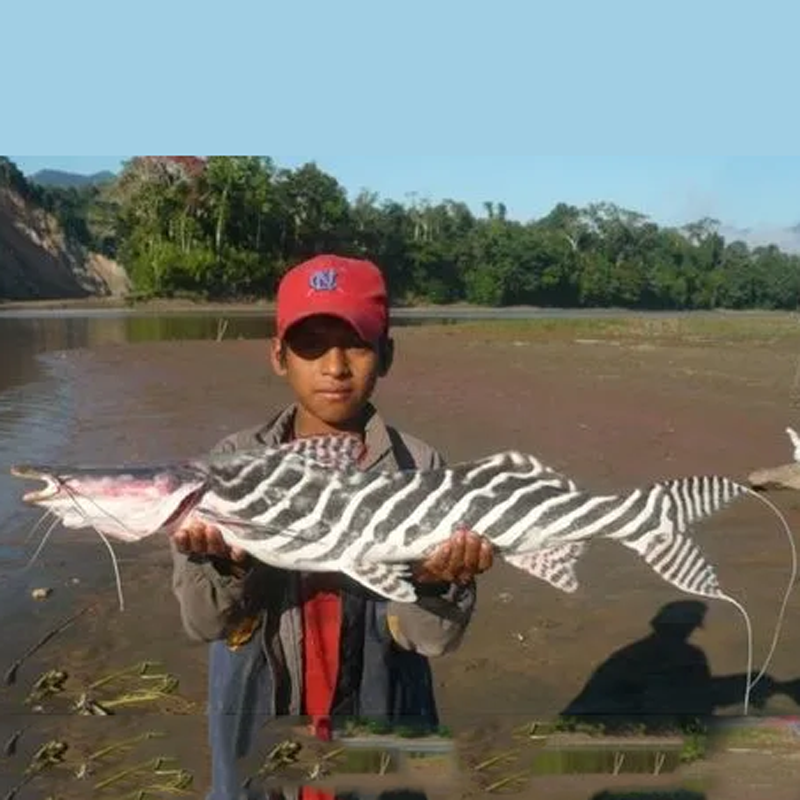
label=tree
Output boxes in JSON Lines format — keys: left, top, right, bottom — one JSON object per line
{"left": 2, "top": 155, "right": 798, "bottom": 311}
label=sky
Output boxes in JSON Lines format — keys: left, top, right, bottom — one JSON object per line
{"left": 4, "top": 0, "right": 800, "bottom": 248}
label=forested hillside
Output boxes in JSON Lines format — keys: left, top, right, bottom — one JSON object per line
{"left": 3, "top": 155, "right": 799, "bottom": 309}
{"left": 0, "top": 158, "right": 128, "bottom": 301}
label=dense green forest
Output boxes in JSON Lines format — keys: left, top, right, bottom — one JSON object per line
{"left": 2, "top": 155, "right": 799, "bottom": 309}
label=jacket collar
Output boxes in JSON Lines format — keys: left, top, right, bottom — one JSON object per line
{"left": 253, "top": 402, "right": 395, "bottom": 470}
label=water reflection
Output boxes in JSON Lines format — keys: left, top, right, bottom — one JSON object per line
{"left": 0, "top": 311, "right": 455, "bottom": 394}
{"left": 0, "top": 359, "right": 75, "bottom": 545}
{"left": 530, "top": 744, "right": 682, "bottom": 775}
{"left": 0, "top": 314, "right": 274, "bottom": 381}
{"left": 0, "top": 313, "right": 272, "bottom": 583}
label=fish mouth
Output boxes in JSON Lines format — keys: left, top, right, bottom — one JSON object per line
{"left": 10, "top": 466, "right": 61, "bottom": 503}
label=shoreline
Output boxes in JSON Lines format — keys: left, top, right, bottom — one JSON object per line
{"left": 0, "top": 295, "right": 278, "bottom": 313}
{"left": 0, "top": 294, "right": 795, "bottom": 319}
{"left": 0, "top": 295, "right": 613, "bottom": 316}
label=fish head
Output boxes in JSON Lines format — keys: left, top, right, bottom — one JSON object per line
{"left": 10, "top": 462, "right": 209, "bottom": 542}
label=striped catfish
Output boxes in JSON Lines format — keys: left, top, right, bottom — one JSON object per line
{"left": 11, "top": 432, "right": 753, "bottom": 604}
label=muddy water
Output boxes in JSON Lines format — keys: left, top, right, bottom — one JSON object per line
{"left": 0, "top": 313, "right": 270, "bottom": 571}
{"left": 0, "top": 319, "right": 81, "bottom": 577}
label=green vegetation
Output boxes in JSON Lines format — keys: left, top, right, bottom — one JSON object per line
{"left": 340, "top": 716, "right": 452, "bottom": 739}
{"left": 515, "top": 716, "right": 710, "bottom": 766}
{"left": 433, "top": 311, "right": 800, "bottom": 346}
{"left": 590, "top": 792, "right": 706, "bottom": 800}
{"left": 678, "top": 723, "right": 708, "bottom": 765}
{"left": 0, "top": 157, "right": 118, "bottom": 257}
{"left": 2, "top": 155, "right": 800, "bottom": 310}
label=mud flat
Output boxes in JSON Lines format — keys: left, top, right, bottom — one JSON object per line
{"left": 2, "top": 315, "right": 800, "bottom": 798}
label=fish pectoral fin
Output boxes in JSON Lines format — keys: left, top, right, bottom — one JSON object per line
{"left": 503, "top": 541, "right": 586, "bottom": 594}
{"left": 342, "top": 561, "right": 418, "bottom": 603}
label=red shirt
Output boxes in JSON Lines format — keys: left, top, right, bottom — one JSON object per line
{"left": 300, "top": 574, "right": 342, "bottom": 741}
{"left": 288, "top": 426, "right": 349, "bottom": 743}
{"left": 300, "top": 789, "right": 335, "bottom": 800}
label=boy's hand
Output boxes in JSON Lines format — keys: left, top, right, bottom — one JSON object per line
{"left": 172, "top": 515, "right": 248, "bottom": 564}
{"left": 413, "top": 529, "right": 494, "bottom": 585}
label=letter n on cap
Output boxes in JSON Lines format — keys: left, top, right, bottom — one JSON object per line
{"left": 309, "top": 268, "right": 338, "bottom": 293}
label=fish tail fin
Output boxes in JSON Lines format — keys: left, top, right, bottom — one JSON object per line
{"left": 657, "top": 474, "right": 750, "bottom": 526}
{"left": 606, "top": 475, "right": 750, "bottom": 599}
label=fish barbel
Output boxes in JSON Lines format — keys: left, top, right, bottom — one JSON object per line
{"left": 9, "top": 431, "right": 761, "bottom": 605}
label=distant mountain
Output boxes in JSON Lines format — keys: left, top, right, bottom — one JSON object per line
{"left": 0, "top": 158, "right": 129, "bottom": 301}
{"left": 28, "top": 169, "right": 117, "bottom": 188}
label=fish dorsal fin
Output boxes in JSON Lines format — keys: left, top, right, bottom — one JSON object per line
{"left": 278, "top": 433, "right": 366, "bottom": 470}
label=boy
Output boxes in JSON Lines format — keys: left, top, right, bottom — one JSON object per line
{"left": 170, "top": 255, "right": 493, "bottom": 799}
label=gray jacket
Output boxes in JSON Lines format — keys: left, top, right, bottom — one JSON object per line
{"left": 170, "top": 402, "right": 477, "bottom": 684}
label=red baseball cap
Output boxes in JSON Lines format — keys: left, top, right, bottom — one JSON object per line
{"left": 275, "top": 254, "right": 389, "bottom": 342}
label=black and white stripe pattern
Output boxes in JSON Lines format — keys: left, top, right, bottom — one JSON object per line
{"left": 601, "top": 475, "right": 748, "bottom": 599}
{"left": 193, "top": 435, "right": 750, "bottom": 603}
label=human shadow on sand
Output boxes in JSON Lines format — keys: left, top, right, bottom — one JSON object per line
{"left": 559, "top": 600, "right": 796, "bottom": 734}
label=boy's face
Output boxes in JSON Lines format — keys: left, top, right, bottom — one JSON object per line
{"left": 270, "top": 314, "right": 387, "bottom": 427}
